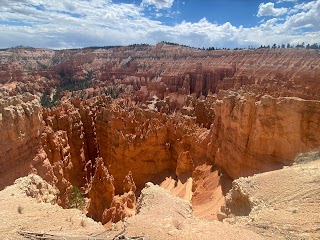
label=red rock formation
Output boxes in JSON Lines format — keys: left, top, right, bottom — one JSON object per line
{"left": 1, "top": 45, "right": 320, "bottom": 226}
{"left": 43, "top": 103, "right": 87, "bottom": 186}
{"left": 95, "top": 103, "right": 174, "bottom": 192}
{"left": 207, "top": 92, "right": 320, "bottom": 179}
{"left": 0, "top": 93, "right": 44, "bottom": 190}
{"left": 102, "top": 172, "right": 137, "bottom": 224}
{"left": 78, "top": 102, "right": 99, "bottom": 166}
{"left": 87, "top": 157, "right": 115, "bottom": 223}
{"left": 33, "top": 127, "right": 72, "bottom": 205}
{"left": 93, "top": 97, "right": 212, "bottom": 193}
{"left": 2, "top": 46, "right": 320, "bottom": 100}
{"left": 26, "top": 91, "right": 320, "bottom": 224}
{"left": 191, "top": 164, "right": 232, "bottom": 220}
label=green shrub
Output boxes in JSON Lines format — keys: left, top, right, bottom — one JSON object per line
{"left": 67, "top": 186, "right": 85, "bottom": 209}
{"left": 210, "top": 165, "right": 222, "bottom": 176}
{"left": 40, "top": 92, "right": 57, "bottom": 108}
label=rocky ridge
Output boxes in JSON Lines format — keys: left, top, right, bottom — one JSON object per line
{"left": 208, "top": 91, "right": 320, "bottom": 179}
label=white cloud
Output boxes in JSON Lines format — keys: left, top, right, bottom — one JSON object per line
{"left": 0, "top": 0, "right": 319, "bottom": 49}
{"left": 276, "top": 0, "right": 297, "bottom": 3}
{"left": 283, "top": 0, "right": 320, "bottom": 29}
{"left": 141, "top": 0, "right": 175, "bottom": 9}
{"left": 257, "top": 2, "right": 287, "bottom": 17}
{"left": 297, "top": 0, "right": 317, "bottom": 10}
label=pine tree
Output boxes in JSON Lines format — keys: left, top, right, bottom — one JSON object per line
{"left": 67, "top": 186, "right": 85, "bottom": 209}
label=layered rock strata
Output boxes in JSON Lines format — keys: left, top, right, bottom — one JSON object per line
{"left": 208, "top": 92, "right": 320, "bottom": 179}
{"left": 0, "top": 93, "right": 43, "bottom": 190}
{"left": 1, "top": 46, "right": 320, "bottom": 101}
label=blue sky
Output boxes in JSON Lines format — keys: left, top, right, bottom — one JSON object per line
{"left": 141, "top": 0, "right": 265, "bottom": 27}
{"left": 0, "top": 0, "right": 319, "bottom": 49}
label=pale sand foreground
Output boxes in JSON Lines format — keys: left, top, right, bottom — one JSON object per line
{"left": 224, "top": 158, "right": 320, "bottom": 240}
{"left": 0, "top": 175, "right": 104, "bottom": 240}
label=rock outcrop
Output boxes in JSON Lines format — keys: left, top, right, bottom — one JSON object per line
{"left": 96, "top": 104, "right": 174, "bottom": 192}
{"left": 87, "top": 157, "right": 115, "bottom": 223}
{"left": 27, "top": 92, "right": 320, "bottom": 223}
{"left": 207, "top": 92, "right": 320, "bottom": 179}
{"left": 14, "top": 174, "right": 57, "bottom": 204}
{"left": 32, "top": 127, "right": 72, "bottom": 205}
{"left": 0, "top": 93, "right": 44, "bottom": 190}
{"left": 191, "top": 164, "right": 232, "bottom": 220}
{"left": 43, "top": 103, "right": 87, "bottom": 187}
{"left": 115, "top": 182, "right": 263, "bottom": 240}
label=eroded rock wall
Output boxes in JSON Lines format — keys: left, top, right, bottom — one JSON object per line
{"left": 30, "top": 95, "right": 210, "bottom": 223}
{"left": 2, "top": 89, "right": 320, "bottom": 225}
{"left": 208, "top": 92, "right": 320, "bottom": 179}
{"left": 1, "top": 45, "right": 320, "bottom": 227}
{"left": 30, "top": 92, "right": 320, "bottom": 223}
{"left": 43, "top": 103, "right": 87, "bottom": 187}
{"left": 0, "top": 93, "right": 44, "bottom": 190}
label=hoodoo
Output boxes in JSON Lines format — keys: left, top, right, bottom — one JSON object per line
{"left": 1, "top": 45, "right": 320, "bottom": 239}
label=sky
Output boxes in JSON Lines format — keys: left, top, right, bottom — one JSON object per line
{"left": 0, "top": 0, "right": 319, "bottom": 49}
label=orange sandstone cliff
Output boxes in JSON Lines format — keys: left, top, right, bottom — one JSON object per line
{"left": 0, "top": 93, "right": 43, "bottom": 190}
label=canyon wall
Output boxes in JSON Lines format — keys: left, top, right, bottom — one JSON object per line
{"left": 1, "top": 46, "right": 320, "bottom": 101}
{"left": 208, "top": 92, "right": 320, "bottom": 179}
{"left": 2, "top": 91, "right": 320, "bottom": 223}
{"left": 0, "top": 93, "right": 44, "bottom": 190}
{"left": 28, "top": 95, "right": 210, "bottom": 223}
{"left": 97, "top": 106, "right": 210, "bottom": 192}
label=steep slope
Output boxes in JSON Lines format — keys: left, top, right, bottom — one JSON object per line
{"left": 221, "top": 155, "right": 320, "bottom": 239}
{"left": 0, "top": 93, "right": 43, "bottom": 190}
{"left": 0, "top": 45, "right": 320, "bottom": 229}
{"left": 208, "top": 92, "right": 320, "bottom": 179}
{"left": 0, "top": 91, "right": 318, "bottom": 225}
{"left": 107, "top": 183, "right": 264, "bottom": 240}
